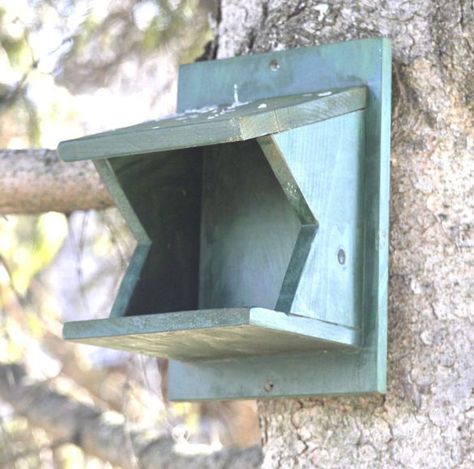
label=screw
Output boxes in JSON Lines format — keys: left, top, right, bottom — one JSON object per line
{"left": 264, "top": 381, "right": 274, "bottom": 392}
{"left": 337, "top": 248, "right": 346, "bottom": 265}
{"left": 269, "top": 59, "right": 280, "bottom": 71}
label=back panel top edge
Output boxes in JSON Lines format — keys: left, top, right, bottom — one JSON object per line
{"left": 177, "top": 37, "right": 388, "bottom": 112}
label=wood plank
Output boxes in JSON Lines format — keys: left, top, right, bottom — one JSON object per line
{"left": 169, "top": 349, "right": 377, "bottom": 401}
{"left": 63, "top": 308, "right": 359, "bottom": 361}
{"left": 199, "top": 140, "right": 301, "bottom": 311}
{"left": 57, "top": 87, "right": 366, "bottom": 162}
{"left": 105, "top": 149, "right": 203, "bottom": 317}
{"left": 259, "top": 110, "right": 366, "bottom": 326}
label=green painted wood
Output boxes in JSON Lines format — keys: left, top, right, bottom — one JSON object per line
{"left": 108, "top": 243, "right": 150, "bottom": 318}
{"left": 167, "top": 37, "right": 391, "bottom": 400}
{"left": 372, "top": 39, "right": 392, "bottom": 392}
{"left": 198, "top": 140, "right": 302, "bottom": 311}
{"left": 93, "top": 160, "right": 153, "bottom": 318}
{"left": 57, "top": 87, "right": 366, "bottom": 162}
{"left": 170, "top": 349, "right": 376, "bottom": 401}
{"left": 63, "top": 307, "right": 359, "bottom": 361}
{"left": 259, "top": 110, "right": 365, "bottom": 325}
{"left": 104, "top": 150, "right": 203, "bottom": 317}
{"left": 94, "top": 159, "right": 150, "bottom": 243}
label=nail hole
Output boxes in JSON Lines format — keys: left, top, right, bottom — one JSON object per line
{"left": 337, "top": 249, "right": 346, "bottom": 265}
{"left": 269, "top": 59, "right": 279, "bottom": 71}
{"left": 264, "top": 381, "right": 274, "bottom": 392}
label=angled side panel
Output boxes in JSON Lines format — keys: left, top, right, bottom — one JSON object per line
{"left": 259, "top": 110, "right": 366, "bottom": 328}
{"left": 94, "top": 160, "right": 149, "bottom": 243}
{"left": 95, "top": 150, "right": 204, "bottom": 317}
{"left": 94, "top": 160, "right": 150, "bottom": 318}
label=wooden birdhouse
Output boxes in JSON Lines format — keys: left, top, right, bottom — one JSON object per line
{"left": 58, "top": 37, "right": 391, "bottom": 401}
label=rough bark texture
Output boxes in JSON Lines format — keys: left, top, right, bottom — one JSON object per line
{"left": 0, "top": 149, "right": 113, "bottom": 214}
{"left": 0, "top": 363, "right": 263, "bottom": 469}
{"left": 217, "top": 1, "right": 474, "bottom": 468}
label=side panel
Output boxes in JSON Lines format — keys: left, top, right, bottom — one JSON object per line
{"left": 267, "top": 111, "right": 365, "bottom": 328}
{"left": 98, "top": 150, "right": 203, "bottom": 316}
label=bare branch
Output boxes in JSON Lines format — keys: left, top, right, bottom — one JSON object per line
{"left": 0, "top": 149, "right": 113, "bottom": 214}
{"left": 0, "top": 363, "right": 263, "bottom": 469}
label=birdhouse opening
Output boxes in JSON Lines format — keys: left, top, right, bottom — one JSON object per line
{"left": 59, "top": 85, "right": 370, "bottom": 359}
{"left": 111, "top": 139, "right": 301, "bottom": 318}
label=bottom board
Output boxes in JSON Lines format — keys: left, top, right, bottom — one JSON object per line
{"left": 63, "top": 308, "right": 359, "bottom": 362}
{"left": 169, "top": 349, "right": 382, "bottom": 401}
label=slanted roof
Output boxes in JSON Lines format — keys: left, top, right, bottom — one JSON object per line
{"left": 58, "top": 86, "right": 366, "bottom": 162}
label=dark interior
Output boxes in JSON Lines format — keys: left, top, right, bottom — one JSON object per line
{"left": 109, "top": 140, "right": 300, "bottom": 316}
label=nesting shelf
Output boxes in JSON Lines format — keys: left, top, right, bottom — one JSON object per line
{"left": 58, "top": 37, "right": 391, "bottom": 401}
{"left": 64, "top": 308, "right": 360, "bottom": 361}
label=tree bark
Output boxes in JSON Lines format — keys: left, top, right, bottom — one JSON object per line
{"left": 0, "top": 149, "right": 113, "bottom": 214}
{"left": 217, "top": 0, "right": 474, "bottom": 468}
{"left": 0, "top": 363, "right": 262, "bottom": 469}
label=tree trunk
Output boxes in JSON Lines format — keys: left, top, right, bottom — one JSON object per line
{"left": 217, "top": 1, "right": 474, "bottom": 467}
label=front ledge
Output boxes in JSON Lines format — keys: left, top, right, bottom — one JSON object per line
{"left": 63, "top": 308, "right": 360, "bottom": 361}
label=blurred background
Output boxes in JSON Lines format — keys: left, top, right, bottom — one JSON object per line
{"left": 0, "top": 1, "right": 260, "bottom": 466}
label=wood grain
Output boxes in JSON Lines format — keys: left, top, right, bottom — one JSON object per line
{"left": 64, "top": 308, "right": 359, "bottom": 361}
{"left": 57, "top": 87, "right": 366, "bottom": 162}
{"left": 60, "top": 38, "right": 391, "bottom": 400}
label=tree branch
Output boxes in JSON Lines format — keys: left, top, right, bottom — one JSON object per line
{"left": 0, "top": 363, "right": 263, "bottom": 469}
{"left": 0, "top": 149, "right": 113, "bottom": 214}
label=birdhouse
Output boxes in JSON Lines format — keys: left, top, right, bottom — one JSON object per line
{"left": 58, "top": 37, "right": 391, "bottom": 401}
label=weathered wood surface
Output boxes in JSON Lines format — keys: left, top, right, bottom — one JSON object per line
{"left": 0, "top": 363, "right": 263, "bottom": 468}
{"left": 64, "top": 308, "right": 359, "bottom": 361}
{"left": 0, "top": 149, "right": 113, "bottom": 214}
{"left": 167, "top": 37, "right": 390, "bottom": 400}
{"left": 199, "top": 139, "right": 302, "bottom": 313}
{"left": 58, "top": 86, "right": 366, "bottom": 161}
{"left": 259, "top": 110, "right": 365, "bottom": 324}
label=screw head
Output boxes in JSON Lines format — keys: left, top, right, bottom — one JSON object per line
{"left": 337, "top": 248, "right": 346, "bottom": 265}
{"left": 264, "top": 381, "right": 274, "bottom": 392}
{"left": 269, "top": 59, "right": 280, "bottom": 71}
